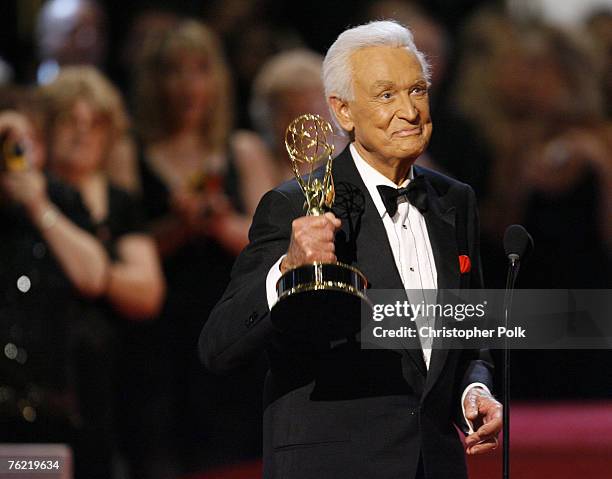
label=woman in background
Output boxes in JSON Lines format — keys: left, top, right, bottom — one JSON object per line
{"left": 0, "top": 105, "right": 113, "bottom": 479}
{"left": 132, "top": 20, "right": 264, "bottom": 475}
{"left": 41, "top": 66, "right": 166, "bottom": 478}
{"left": 42, "top": 66, "right": 165, "bottom": 319}
{"left": 134, "top": 20, "right": 251, "bottom": 254}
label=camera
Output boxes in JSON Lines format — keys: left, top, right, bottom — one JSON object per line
{"left": 0, "top": 133, "right": 27, "bottom": 172}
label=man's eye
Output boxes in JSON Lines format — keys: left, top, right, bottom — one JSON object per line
{"left": 381, "top": 92, "right": 393, "bottom": 100}
{"left": 411, "top": 86, "right": 427, "bottom": 95}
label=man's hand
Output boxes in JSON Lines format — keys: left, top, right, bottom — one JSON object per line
{"left": 280, "top": 212, "right": 341, "bottom": 273}
{"left": 463, "top": 387, "right": 503, "bottom": 455}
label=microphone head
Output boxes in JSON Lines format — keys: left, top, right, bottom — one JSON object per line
{"left": 504, "top": 224, "right": 534, "bottom": 261}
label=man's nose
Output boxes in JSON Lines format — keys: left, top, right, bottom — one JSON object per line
{"left": 396, "top": 92, "right": 419, "bottom": 122}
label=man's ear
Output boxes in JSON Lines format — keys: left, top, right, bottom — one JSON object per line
{"left": 329, "top": 96, "right": 354, "bottom": 133}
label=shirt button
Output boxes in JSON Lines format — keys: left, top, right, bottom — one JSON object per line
{"left": 245, "top": 312, "right": 258, "bottom": 327}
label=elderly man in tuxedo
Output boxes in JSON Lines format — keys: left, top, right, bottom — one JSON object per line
{"left": 200, "top": 20, "right": 502, "bottom": 479}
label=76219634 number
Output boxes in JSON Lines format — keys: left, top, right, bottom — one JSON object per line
{"left": 8, "top": 460, "right": 60, "bottom": 470}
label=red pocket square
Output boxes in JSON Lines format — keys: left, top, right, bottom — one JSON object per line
{"left": 459, "top": 255, "right": 471, "bottom": 274}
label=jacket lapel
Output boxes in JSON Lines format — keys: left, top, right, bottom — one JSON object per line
{"left": 415, "top": 167, "right": 461, "bottom": 397}
{"left": 331, "top": 149, "right": 428, "bottom": 376}
{"left": 331, "top": 148, "right": 403, "bottom": 289}
{"left": 419, "top": 173, "right": 459, "bottom": 291}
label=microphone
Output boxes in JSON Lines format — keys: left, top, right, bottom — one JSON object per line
{"left": 503, "top": 224, "right": 534, "bottom": 264}
{"left": 501, "top": 224, "right": 534, "bottom": 479}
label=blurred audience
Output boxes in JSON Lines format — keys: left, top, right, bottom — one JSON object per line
{"left": 133, "top": 20, "right": 251, "bottom": 254}
{"left": 119, "top": 7, "right": 179, "bottom": 106}
{"left": 0, "top": 57, "right": 14, "bottom": 86}
{"left": 39, "top": 65, "right": 167, "bottom": 479}
{"left": 34, "top": 0, "right": 139, "bottom": 195}
{"left": 131, "top": 19, "right": 265, "bottom": 476}
{"left": 0, "top": 102, "right": 116, "bottom": 478}
{"left": 454, "top": 10, "right": 612, "bottom": 276}
{"left": 205, "top": 0, "right": 304, "bottom": 128}
{"left": 42, "top": 66, "right": 165, "bottom": 319}
{"left": 453, "top": 7, "right": 612, "bottom": 398}
{"left": 35, "top": 0, "right": 107, "bottom": 84}
{"left": 587, "top": 10, "right": 612, "bottom": 119}
{"left": 0, "top": 88, "right": 48, "bottom": 169}
{"left": 238, "top": 48, "right": 346, "bottom": 196}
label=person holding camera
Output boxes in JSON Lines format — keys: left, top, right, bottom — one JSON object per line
{"left": 0, "top": 108, "right": 116, "bottom": 478}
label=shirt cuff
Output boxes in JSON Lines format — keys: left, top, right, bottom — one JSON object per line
{"left": 266, "top": 255, "right": 286, "bottom": 309}
{"left": 461, "top": 382, "right": 491, "bottom": 434}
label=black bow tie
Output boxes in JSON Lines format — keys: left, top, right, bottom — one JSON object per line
{"left": 376, "top": 176, "right": 428, "bottom": 217}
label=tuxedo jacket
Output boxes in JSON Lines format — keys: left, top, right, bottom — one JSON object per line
{"left": 199, "top": 146, "right": 493, "bottom": 479}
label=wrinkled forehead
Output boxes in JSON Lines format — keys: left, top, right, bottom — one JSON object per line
{"left": 349, "top": 46, "right": 425, "bottom": 88}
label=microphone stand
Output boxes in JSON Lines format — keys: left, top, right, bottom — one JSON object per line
{"left": 502, "top": 253, "right": 520, "bottom": 479}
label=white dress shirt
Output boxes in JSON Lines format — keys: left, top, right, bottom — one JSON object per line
{"left": 265, "top": 143, "right": 489, "bottom": 432}
{"left": 351, "top": 143, "right": 438, "bottom": 367}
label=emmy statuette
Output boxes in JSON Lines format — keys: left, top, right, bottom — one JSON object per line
{"left": 270, "top": 114, "right": 369, "bottom": 345}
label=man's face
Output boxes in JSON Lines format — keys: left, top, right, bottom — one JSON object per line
{"left": 333, "top": 46, "right": 432, "bottom": 166}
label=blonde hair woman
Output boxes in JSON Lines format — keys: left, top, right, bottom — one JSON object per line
{"left": 131, "top": 20, "right": 265, "bottom": 471}
{"left": 42, "top": 65, "right": 165, "bottom": 318}
{"left": 134, "top": 20, "right": 250, "bottom": 255}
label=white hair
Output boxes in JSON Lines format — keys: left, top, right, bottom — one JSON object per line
{"left": 322, "top": 20, "right": 431, "bottom": 101}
